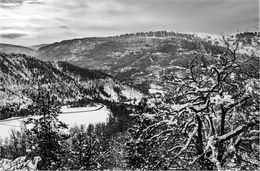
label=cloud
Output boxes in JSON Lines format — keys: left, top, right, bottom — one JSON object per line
{"left": 0, "top": 33, "right": 27, "bottom": 39}
{"left": 0, "top": 0, "right": 258, "bottom": 46}
{"left": 0, "top": 0, "right": 43, "bottom": 9}
{"left": 59, "top": 26, "right": 70, "bottom": 29}
{"left": 0, "top": 0, "right": 40, "bottom": 5}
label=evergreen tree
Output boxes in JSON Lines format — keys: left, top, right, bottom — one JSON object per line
{"left": 25, "top": 87, "right": 69, "bottom": 170}
{"left": 69, "top": 124, "right": 99, "bottom": 169}
{"left": 8, "top": 130, "right": 27, "bottom": 160}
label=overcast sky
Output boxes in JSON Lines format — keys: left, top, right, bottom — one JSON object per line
{"left": 0, "top": 0, "right": 259, "bottom": 46}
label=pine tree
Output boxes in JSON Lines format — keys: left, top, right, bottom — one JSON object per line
{"left": 25, "top": 87, "right": 69, "bottom": 170}
{"left": 69, "top": 124, "right": 99, "bottom": 169}
{"left": 8, "top": 130, "right": 27, "bottom": 160}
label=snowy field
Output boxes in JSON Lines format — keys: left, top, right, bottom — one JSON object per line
{"left": 0, "top": 104, "right": 110, "bottom": 139}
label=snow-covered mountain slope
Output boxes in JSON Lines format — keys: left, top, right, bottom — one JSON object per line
{"left": 0, "top": 53, "right": 143, "bottom": 109}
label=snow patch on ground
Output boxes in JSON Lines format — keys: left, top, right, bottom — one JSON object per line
{"left": 119, "top": 66, "right": 132, "bottom": 72}
{"left": 238, "top": 45, "right": 260, "bottom": 57}
{"left": 103, "top": 85, "right": 119, "bottom": 102}
{"left": 149, "top": 84, "right": 165, "bottom": 95}
{"left": 193, "top": 32, "right": 224, "bottom": 45}
{"left": 121, "top": 87, "right": 143, "bottom": 103}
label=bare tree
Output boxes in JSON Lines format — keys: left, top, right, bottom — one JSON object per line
{"left": 127, "top": 37, "right": 260, "bottom": 170}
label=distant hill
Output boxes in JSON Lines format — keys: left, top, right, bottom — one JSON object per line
{"left": 30, "top": 44, "right": 49, "bottom": 50}
{"left": 35, "top": 31, "right": 197, "bottom": 83}
{"left": 0, "top": 43, "right": 36, "bottom": 56}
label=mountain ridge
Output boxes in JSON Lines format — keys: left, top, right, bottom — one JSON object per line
{"left": 0, "top": 43, "right": 36, "bottom": 56}
{"left": 1, "top": 31, "right": 258, "bottom": 86}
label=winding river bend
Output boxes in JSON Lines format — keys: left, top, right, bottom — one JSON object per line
{"left": 0, "top": 104, "right": 110, "bottom": 139}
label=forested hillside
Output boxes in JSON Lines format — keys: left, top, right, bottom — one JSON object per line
{"left": 0, "top": 52, "right": 142, "bottom": 120}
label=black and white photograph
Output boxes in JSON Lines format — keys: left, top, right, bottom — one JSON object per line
{"left": 0, "top": 0, "right": 259, "bottom": 170}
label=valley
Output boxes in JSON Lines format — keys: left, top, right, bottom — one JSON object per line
{"left": 0, "top": 31, "right": 259, "bottom": 170}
